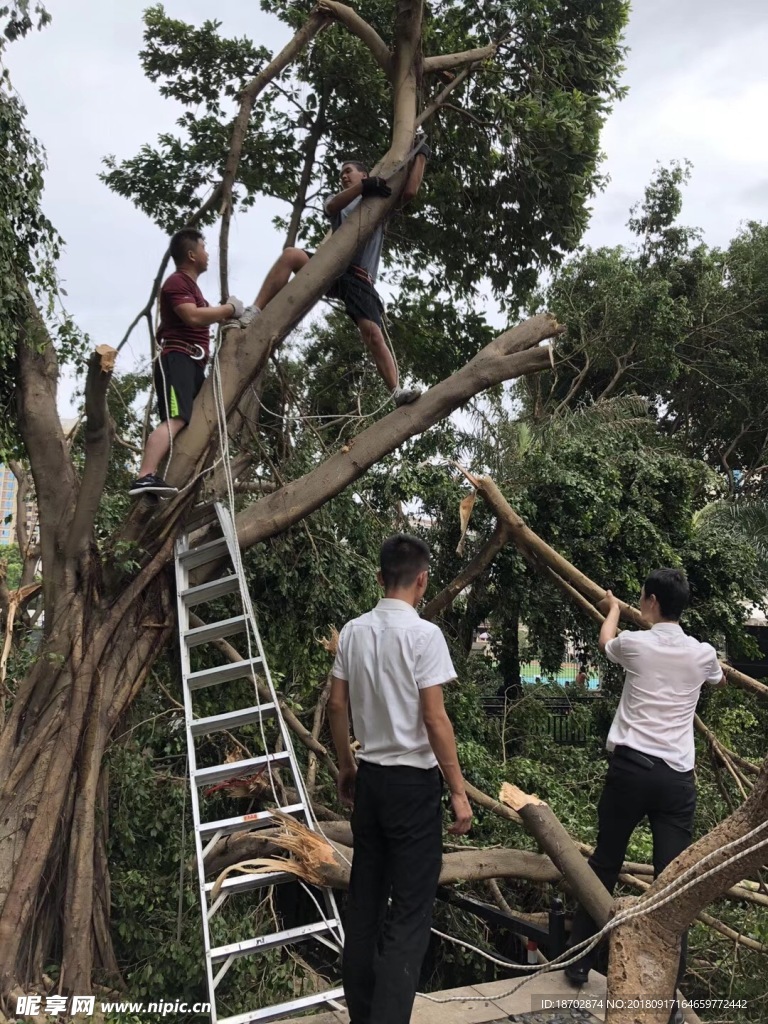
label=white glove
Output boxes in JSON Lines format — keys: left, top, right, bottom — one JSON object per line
{"left": 226, "top": 296, "right": 245, "bottom": 319}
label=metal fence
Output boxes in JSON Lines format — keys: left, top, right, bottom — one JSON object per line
{"left": 482, "top": 694, "right": 600, "bottom": 746}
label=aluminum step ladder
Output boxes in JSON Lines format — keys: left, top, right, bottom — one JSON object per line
{"left": 175, "top": 502, "right": 345, "bottom": 1024}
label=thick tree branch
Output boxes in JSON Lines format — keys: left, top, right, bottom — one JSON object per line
{"left": 470, "top": 474, "right": 768, "bottom": 702}
{"left": 317, "top": 1, "right": 392, "bottom": 78}
{"left": 500, "top": 783, "right": 614, "bottom": 927}
{"left": 66, "top": 347, "right": 116, "bottom": 558}
{"left": 16, "top": 291, "right": 78, "bottom": 623}
{"left": 232, "top": 317, "right": 559, "bottom": 550}
{"left": 423, "top": 43, "right": 497, "bottom": 73}
{"left": 422, "top": 520, "right": 510, "bottom": 620}
{"left": 606, "top": 759, "right": 768, "bottom": 1023}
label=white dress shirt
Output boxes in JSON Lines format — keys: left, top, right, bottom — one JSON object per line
{"left": 332, "top": 598, "right": 457, "bottom": 769}
{"left": 604, "top": 622, "right": 722, "bottom": 771}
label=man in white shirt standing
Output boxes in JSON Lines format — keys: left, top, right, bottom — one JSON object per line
{"left": 328, "top": 534, "right": 473, "bottom": 1024}
{"left": 565, "top": 568, "right": 725, "bottom": 1022}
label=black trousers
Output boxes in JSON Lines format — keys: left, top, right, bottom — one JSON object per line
{"left": 568, "top": 749, "right": 697, "bottom": 987}
{"left": 343, "top": 761, "right": 443, "bottom": 1024}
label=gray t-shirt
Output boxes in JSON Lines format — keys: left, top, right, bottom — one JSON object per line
{"left": 330, "top": 195, "right": 384, "bottom": 281}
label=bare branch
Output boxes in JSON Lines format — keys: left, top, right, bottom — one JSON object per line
{"left": 416, "top": 64, "right": 473, "bottom": 127}
{"left": 66, "top": 347, "right": 117, "bottom": 557}
{"left": 317, "top": 1, "right": 392, "bottom": 78}
{"left": 422, "top": 520, "right": 510, "bottom": 620}
{"left": 219, "top": 9, "right": 331, "bottom": 296}
{"left": 424, "top": 43, "right": 497, "bottom": 73}
{"left": 471, "top": 474, "right": 768, "bottom": 702}
{"left": 285, "top": 86, "right": 329, "bottom": 248}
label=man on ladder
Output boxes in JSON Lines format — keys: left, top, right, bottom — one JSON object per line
{"left": 129, "top": 228, "right": 245, "bottom": 496}
{"left": 327, "top": 534, "right": 473, "bottom": 1024}
{"left": 225, "top": 135, "right": 430, "bottom": 408}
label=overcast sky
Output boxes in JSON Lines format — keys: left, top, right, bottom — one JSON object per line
{"left": 6, "top": 0, "right": 768, "bottom": 416}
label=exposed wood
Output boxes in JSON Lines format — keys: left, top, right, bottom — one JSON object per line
{"left": 499, "top": 783, "right": 614, "bottom": 928}
{"left": 422, "top": 520, "right": 510, "bottom": 620}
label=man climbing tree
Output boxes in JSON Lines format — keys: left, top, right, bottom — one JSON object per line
{"left": 129, "top": 228, "right": 244, "bottom": 495}
{"left": 225, "top": 137, "right": 430, "bottom": 407}
{"left": 327, "top": 534, "right": 472, "bottom": 1024}
{"left": 564, "top": 569, "right": 725, "bottom": 1023}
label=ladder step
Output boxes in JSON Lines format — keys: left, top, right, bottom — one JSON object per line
{"left": 198, "top": 802, "right": 305, "bottom": 839}
{"left": 210, "top": 919, "right": 340, "bottom": 964}
{"left": 180, "top": 575, "right": 240, "bottom": 608}
{"left": 217, "top": 987, "right": 346, "bottom": 1024}
{"left": 194, "top": 750, "right": 291, "bottom": 788}
{"left": 204, "top": 869, "right": 296, "bottom": 896}
{"left": 178, "top": 536, "right": 229, "bottom": 570}
{"left": 186, "top": 657, "right": 262, "bottom": 691}
{"left": 190, "top": 703, "right": 277, "bottom": 738}
{"left": 184, "top": 615, "right": 247, "bottom": 648}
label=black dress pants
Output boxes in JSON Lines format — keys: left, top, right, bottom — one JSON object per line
{"left": 567, "top": 749, "right": 697, "bottom": 987}
{"left": 342, "top": 760, "right": 443, "bottom": 1024}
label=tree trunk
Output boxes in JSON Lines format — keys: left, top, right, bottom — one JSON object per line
{"left": 0, "top": 576, "right": 173, "bottom": 1000}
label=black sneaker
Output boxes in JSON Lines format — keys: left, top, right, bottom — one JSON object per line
{"left": 129, "top": 474, "right": 178, "bottom": 497}
{"left": 564, "top": 965, "right": 590, "bottom": 986}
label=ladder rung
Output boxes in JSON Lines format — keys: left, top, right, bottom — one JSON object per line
{"left": 180, "top": 575, "right": 240, "bottom": 608}
{"left": 178, "top": 536, "right": 229, "bottom": 570}
{"left": 194, "top": 751, "right": 291, "bottom": 788}
{"left": 184, "top": 615, "right": 247, "bottom": 648}
{"left": 198, "top": 802, "right": 305, "bottom": 839}
{"left": 209, "top": 919, "right": 340, "bottom": 964}
{"left": 217, "top": 987, "right": 346, "bottom": 1024}
{"left": 185, "top": 657, "right": 262, "bottom": 691}
{"left": 204, "top": 870, "right": 295, "bottom": 896}
{"left": 190, "top": 703, "right": 277, "bottom": 738}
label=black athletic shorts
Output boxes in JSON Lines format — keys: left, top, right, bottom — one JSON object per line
{"left": 305, "top": 252, "right": 384, "bottom": 329}
{"left": 154, "top": 351, "right": 206, "bottom": 425}
{"left": 327, "top": 268, "right": 384, "bottom": 329}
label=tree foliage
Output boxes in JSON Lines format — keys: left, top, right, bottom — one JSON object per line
{"left": 103, "top": 0, "right": 628, "bottom": 304}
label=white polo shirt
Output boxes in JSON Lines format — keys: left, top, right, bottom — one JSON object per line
{"left": 605, "top": 623, "right": 723, "bottom": 772}
{"left": 332, "top": 598, "right": 457, "bottom": 769}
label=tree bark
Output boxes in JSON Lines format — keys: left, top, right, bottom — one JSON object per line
{"left": 499, "top": 784, "right": 614, "bottom": 927}
{"left": 606, "top": 759, "right": 768, "bottom": 1024}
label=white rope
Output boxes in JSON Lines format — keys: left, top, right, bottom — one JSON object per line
{"left": 419, "top": 821, "right": 768, "bottom": 1004}
{"left": 254, "top": 301, "right": 403, "bottom": 425}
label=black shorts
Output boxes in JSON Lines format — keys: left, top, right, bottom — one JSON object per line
{"left": 154, "top": 351, "right": 205, "bottom": 425}
{"left": 327, "top": 269, "right": 384, "bottom": 329}
{"left": 305, "top": 251, "right": 384, "bottom": 329}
